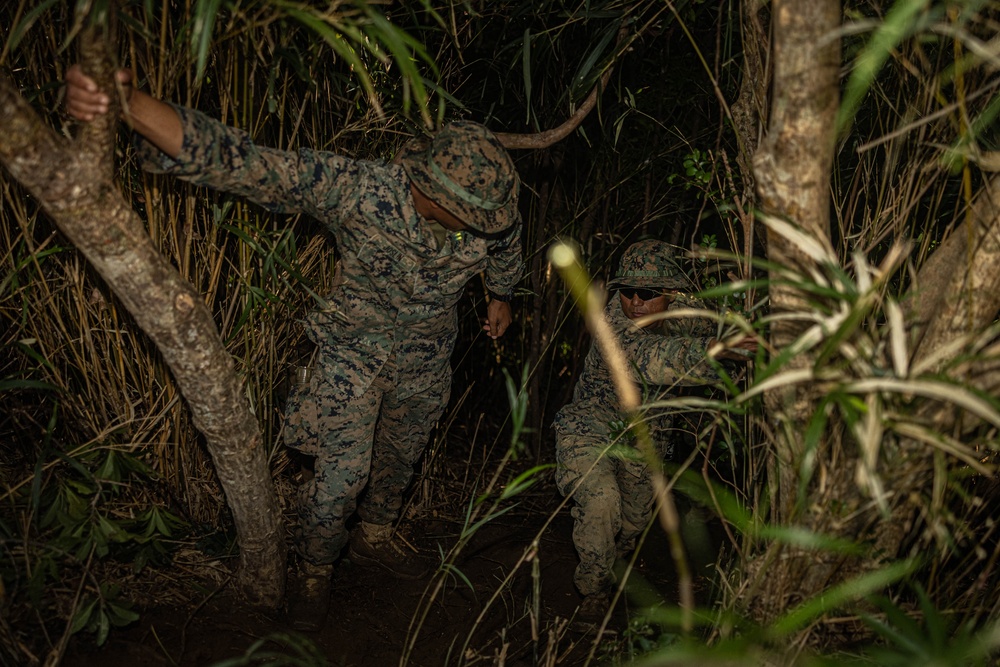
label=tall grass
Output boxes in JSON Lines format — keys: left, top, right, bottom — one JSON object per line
{"left": 0, "top": 2, "right": 406, "bottom": 660}
{"left": 19, "top": 0, "right": 997, "bottom": 664}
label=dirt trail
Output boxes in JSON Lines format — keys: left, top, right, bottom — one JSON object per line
{"left": 61, "top": 486, "right": 708, "bottom": 667}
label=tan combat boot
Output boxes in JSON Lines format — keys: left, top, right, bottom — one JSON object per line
{"left": 286, "top": 560, "right": 334, "bottom": 632}
{"left": 348, "top": 521, "right": 431, "bottom": 580}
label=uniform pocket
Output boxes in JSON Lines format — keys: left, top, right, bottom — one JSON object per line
{"left": 283, "top": 369, "right": 321, "bottom": 455}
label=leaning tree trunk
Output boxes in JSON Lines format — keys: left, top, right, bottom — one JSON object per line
{"left": 907, "top": 173, "right": 1000, "bottom": 467}
{"left": 848, "top": 173, "right": 1000, "bottom": 574}
{"left": 0, "top": 30, "right": 285, "bottom": 607}
{"left": 910, "top": 175, "right": 1000, "bottom": 374}
{"left": 746, "top": 0, "right": 842, "bottom": 626}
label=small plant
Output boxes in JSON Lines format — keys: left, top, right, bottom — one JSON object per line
{"left": 860, "top": 584, "right": 1000, "bottom": 666}
{"left": 36, "top": 447, "right": 186, "bottom": 574}
{"left": 69, "top": 582, "right": 141, "bottom": 647}
{"left": 668, "top": 149, "right": 715, "bottom": 190}
{"left": 595, "top": 614, "right": 682, "bottom": 665}
{"left": 1, "top": 426, "right": 190, "bottom": 652}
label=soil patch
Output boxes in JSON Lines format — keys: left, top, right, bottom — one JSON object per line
{"left": 60, "top": 484, "right": 718, "bottom": 667}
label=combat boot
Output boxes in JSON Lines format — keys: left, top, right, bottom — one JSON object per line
{"left": 578, "top": 591, "right": 610, "bottom": 624}
{"left": 569, "top": 590, "right": 616, "bottom": 635}
{"left": 348, "top": 521, "right": 431, "bottom": 580}
{"left": 286, "top": 560, "right": 333, "bottom": 632}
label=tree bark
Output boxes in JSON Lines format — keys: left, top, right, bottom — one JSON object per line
{"left": 732, "top": 0, "right": 770, "bottom": 192}
{"left": 742, "top": 0, "right": 842, "bottom": 632}
{"left": 753, "top": 0, "right": 841, "bottom": 524}
{"left": 910, "top": 176, "right": 1000, "bottom": 373}
{"left": 905, "top": 175, "right": 1000, "bottom": 435}
{"left": 0, "top": 33, "right": 285, "bottom": 608}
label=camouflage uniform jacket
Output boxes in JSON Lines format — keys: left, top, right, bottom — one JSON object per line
{"left": 137, "top": 105, "right": 524, "bottom": 400}
{"left": 553, "top": 295, "right": 720, "bottom": 445}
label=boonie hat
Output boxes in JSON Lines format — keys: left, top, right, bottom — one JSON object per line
{"left": 399, "top": 121, "right": 520, "bottom": 234}
{"left": 607, "top": 239, "right": 691, "bottom": 291}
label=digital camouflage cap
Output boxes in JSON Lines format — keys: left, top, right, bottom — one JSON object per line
{"left": 606, "top": 239, "right": 690, "bottom": 292}
{"left": 399, "top": 121, "right": 520, "bottom": 234}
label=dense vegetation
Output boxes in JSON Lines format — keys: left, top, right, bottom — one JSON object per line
{"left": 3, "top": 0, "right": 1000, "bottom": 665}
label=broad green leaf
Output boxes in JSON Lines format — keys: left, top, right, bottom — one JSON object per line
{"left": 190, "top": 0, "right": 224, "bottom": 83}
{"left": 69, "top": 597, "right": 98, "bottom": 635}
{"left": 768, "top": 559, "right": 918, "bottom": 639}
{"left": 837, "top": 0, "right": 934, "bottom": 134}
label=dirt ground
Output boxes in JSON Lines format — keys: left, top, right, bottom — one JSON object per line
{"left": 58, "top": 479, "right": 717, "bottom": 667}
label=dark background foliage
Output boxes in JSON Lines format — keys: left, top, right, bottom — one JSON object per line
{"left": 7, "top": 0, "right": 1000, "bottom": 664}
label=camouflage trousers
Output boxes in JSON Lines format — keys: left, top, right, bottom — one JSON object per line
{"left": 284, "top": 350, "right": 450, "bottom": 565}
{"left": 554, "top": 429, "right": 667, "bottom": 596}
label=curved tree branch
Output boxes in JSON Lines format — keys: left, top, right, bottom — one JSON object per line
{"left": 494, "top": 24, "right": 630, "bottom": 150}
{"left": 494, "top": 68, "right": 614, "bottom": 150}
{"left": 0, "top": 29, "right": 286, "bottom": 607}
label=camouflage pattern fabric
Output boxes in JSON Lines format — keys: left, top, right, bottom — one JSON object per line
{"left": 137, "top": 106, "right": 524, "bottom": 565}
{"left": 289, "top": 351, "right": 449, "bottom": 563}
{"left": 606, "top": 239, "right": 692, "bottom": 292}
{"left": 398, "top": 121, "right": 519, "bottom": 235}
{"left": 553, "top": 294, "right": 719, "bottom": 596}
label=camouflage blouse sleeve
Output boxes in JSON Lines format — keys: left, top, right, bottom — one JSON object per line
{"left": 134, "top": 104, "right": 355, "bottom": 218}
{"left": 483, "top": 212, "right": 525, "bottom": 298}
{"left": 614, "top": 304, "right": 719, "bottom": 387}
{"left": 657, "top": 294, "right": 722, "bottom": 339}
{"left": 627, "top": 331, "right": 719, "bottom": 386}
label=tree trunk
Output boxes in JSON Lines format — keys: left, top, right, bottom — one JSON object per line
{"left": 910, "top": 175, "right": 1000, "bottom": 373}
{"left": 753, "top": 0, "right": 841, "bottom": 525}
{"left": 0, "top": 32, "right": 285, "bottom": 608}
{"left": 743, "top": 0, "right": 842, "bottom": 630}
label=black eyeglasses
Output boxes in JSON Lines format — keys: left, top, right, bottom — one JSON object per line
{"left": 618, "top": 287, "right": 663, "bottom": 301}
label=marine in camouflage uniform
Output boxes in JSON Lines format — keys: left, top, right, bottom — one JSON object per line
{"left": 64, "top": 63, "right": 524, "bottom": 631}
{"left": 553, "top": 240, "right": 726, "bottom": 605}
{"left": 133, "top": 108, "right": 525, "bottom": 567}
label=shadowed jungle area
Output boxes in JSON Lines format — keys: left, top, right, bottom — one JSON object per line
{"left": 58, "top": 463, "right": 718, "bottom": 667}
{"left": 6, "top": 1, "right": 1000, "bottom": 666}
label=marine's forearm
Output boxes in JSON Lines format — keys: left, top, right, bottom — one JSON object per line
{"left": 126, "top": 90, "right": 183, "bottom": 158}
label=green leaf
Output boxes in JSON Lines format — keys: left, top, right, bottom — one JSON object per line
{"left": 94, "top": 451, "right": 120, "bottom": 483}
{"left": 190, "top": 0, "right": 224, "bottom": 83}
{"left": 767, "top": 559, "right": 918, "bottom": 639}
{"left": 0, "top": 379, "right": 60, "bottom": 391}
{"left": 134, "top": 548, "right": 149, "bottom": 573}
{"left": 363, "top": 8, "right": 438, "bottom": 125}
{"left": 499, "top": 464, "right": 553, "bottom": 500}
{"left": 97, "top": 514, "right": 131, "bottom": 543}
{"left": 277, "top": 4, "right": 380, "bottom": 116}
{"left": 461, "top": 503, "right": 517, "bottom": 540}
{"left": 570, "top": 19, "right": 620, "bottom": 95}
{"left": 8, "top": 0, "right": 60, "bottom": 52}
{"left": 837, "top": 0, "right": 934, "bottom": 135}
{"left": 440, "top": 562, "right": 475, "bottom": 593}
{"left": 70, "top": 597, "right": 98, "bottom": 635}
{"left": 96, "top": 609, "right": 111, "bottom": 646}
{"left": 757, "top": 525, "right": 867, "bottom": 555}
{"left": 106, "top": 601, "right": 140, "bottom": 627}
